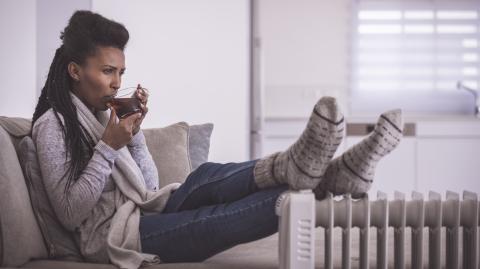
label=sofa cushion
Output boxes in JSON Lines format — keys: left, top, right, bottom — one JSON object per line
{"left": 17, "top": 136, "right": 83, "bottom": 261}
{"left": 19, "top": 228, "right": 416, "bottom": 269}
{"left": 143, "top": 122, "right": 213, "bottom": 187}
{"left": 22, "top": 233, "right": 281, "bottom": 269}
{"left": 143, "top": 122, "right": 191, "bottom": 187}
{"left": 0, "top": 116, "right": 31, "bottom": 154}
{"left": 188, "top": 123, "right": 213, "bottom": 171}
{"left": 0, "top": 123, "right": 47, "bottom": 267}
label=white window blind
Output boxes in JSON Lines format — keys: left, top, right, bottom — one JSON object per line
{"left": 351, "top": 0, "right": 480, "bottom": 115}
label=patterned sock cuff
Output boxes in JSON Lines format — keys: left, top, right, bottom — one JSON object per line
{"left": 253, "top": 152, "right": 281, "bottom": 189}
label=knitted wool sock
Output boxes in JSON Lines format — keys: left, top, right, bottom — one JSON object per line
{"left": 315, "top": 109, "right": 403, "bottom": 199}
{"left": 254, "top": 96, "right": 344, "bottom": 190}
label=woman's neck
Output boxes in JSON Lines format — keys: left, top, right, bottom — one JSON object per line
{"left": 71, "top": 90, "right": 95, "bottom": 113}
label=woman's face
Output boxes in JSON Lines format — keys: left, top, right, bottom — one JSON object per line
{"left": 70, "top": 46, "right": 126, "bottom": 112}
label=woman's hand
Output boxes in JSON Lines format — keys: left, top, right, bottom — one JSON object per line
{"left": 132, "top": 84, "right": 149, "bottom": 135}
{"left": 101, "top": 108, "right": 142, "bottom": 150}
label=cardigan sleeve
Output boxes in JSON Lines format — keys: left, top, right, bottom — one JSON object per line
{"left": 32, "top": 111, "right": 119, "bottom": 231}
{"left": 127, "top": 130, "right": 159, "bottom": 190}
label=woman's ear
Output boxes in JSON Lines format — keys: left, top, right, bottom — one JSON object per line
{"left": 67, "top": 62, "right": 81, "bottom": 81}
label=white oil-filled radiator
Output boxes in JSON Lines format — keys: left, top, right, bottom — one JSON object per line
{"left": 276, "top": 190, "right": 479, "bottom": 269}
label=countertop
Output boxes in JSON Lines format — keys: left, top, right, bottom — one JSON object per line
{"left": 263, "top": 114, "right": 480, "bottom": 137}
{"left": 265, "top": 114, "right": 480, "bottom": 123}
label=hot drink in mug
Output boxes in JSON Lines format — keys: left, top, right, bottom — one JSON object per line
{"left": 108, "top": 86, "right": 148, "bottom": 119}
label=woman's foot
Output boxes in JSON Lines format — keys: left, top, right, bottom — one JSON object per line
{"left": 254, "top": 96, "right": 345, "bottom": 190}
{"left": 314, "top": 109, "right": 403, "bottom": 199}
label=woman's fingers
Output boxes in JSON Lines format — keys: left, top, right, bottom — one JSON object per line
{"left": 140, "top": 103, "right": 148, "bottom": 115}
{"left": 136, "top": 90, "right": 148, "bottom": 104}
{"left": 135, "top": 84, "right": 149, "bottom": 104}
{"left": 122, "top": 112, "right": 142, "bottom": 129}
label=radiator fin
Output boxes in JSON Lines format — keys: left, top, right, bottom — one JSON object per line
{"left": 314, "top": 190, "right": 479, "bottom": 269}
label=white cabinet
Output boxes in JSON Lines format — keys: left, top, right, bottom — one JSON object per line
{"left": 416, "top": 120, "right": 480, "bottom": 194}
{"left": 417, "top": 138, "right": 480, "bottom": 194}
{"left": 345, "top": 137, "right": 417, "bottom": 198}
{"left": 262, "top": 119, "right": 304, "bottom": 155}
{"left": 262, "top": 119, "right": 348, "bottom": 157}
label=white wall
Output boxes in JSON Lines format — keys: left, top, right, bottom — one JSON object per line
{"left": 36, "top": 0, "right": 91, "bottom": 96}
{"left": 1, "top": 0, "right": 250, "bottom": 162}
{"left": 258, "top": 0, "right": 351, "bottom": 118}
{"left": 0, "top": 0, "right": 90, "bottom": 118}
{"left": 0, "top": 0, "right": 36, "bottom": 118}
{"left": 93, "top": 0, "right": 251, "bottom": 162}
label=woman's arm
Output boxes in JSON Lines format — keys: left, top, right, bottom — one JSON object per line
{"left": 127, "top": 130, "right": 159, "bottom": 190}
{"left": 32, "top": 111, "right": 119, "bottom": 231}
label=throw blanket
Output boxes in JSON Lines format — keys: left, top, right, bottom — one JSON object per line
{"left": 72, "top": 93, "right": 181, "bottom": 269}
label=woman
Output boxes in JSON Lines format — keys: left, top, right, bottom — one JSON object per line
{"left": 32, "top": 10, "right": 403, "bottom": 269}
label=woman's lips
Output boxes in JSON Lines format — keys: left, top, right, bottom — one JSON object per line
{"left": 102, "top": 95, "right": 115, "bottom": 109}
{"left": 103, "top": 95, "right": 115, "bottom": 101}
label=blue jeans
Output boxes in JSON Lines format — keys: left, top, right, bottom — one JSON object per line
{"left": 139, "top": 160, "right": 288, "bottom": 262}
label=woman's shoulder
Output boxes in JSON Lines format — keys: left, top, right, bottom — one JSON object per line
{"left": 32, "top": 109, "right": 65, "bottom": 139}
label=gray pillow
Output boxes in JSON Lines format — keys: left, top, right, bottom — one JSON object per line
{"left": 142, "top": 122, "right": 213, "bottom": 187}
{"left": 188, "top": 123, "right": 213, "bottom": 171}
{"left": 17, "top": 136, "right": 83, "bottom": 261}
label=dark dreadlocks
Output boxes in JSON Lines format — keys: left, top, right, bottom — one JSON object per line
{"left": 32, "top": 10, "right": 129, "bottom": 191}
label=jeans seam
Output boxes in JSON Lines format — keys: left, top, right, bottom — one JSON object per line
{"left": 170, "top": 163, "right": 255, "bottom": 211}
{"left": 141, "top": 194, "right": 277, "bottom": 241}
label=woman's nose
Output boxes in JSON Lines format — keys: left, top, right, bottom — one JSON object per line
{"left": 112, "top": 73, "right": 121, "bottom": 89}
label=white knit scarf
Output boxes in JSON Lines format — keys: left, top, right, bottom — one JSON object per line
{"left": 71, "top": 93, "right": 181, "bottom": 269}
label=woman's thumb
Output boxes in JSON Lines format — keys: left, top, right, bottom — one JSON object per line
{"left": 108, "top": 107, "right": 117, "bottom": 125}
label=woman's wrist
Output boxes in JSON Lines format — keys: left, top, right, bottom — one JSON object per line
{"left": 96, "top": 140, "right": 120, "bottom": 161}
{"left": 128, "top": 129, "right": 145, "bottom": 147}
